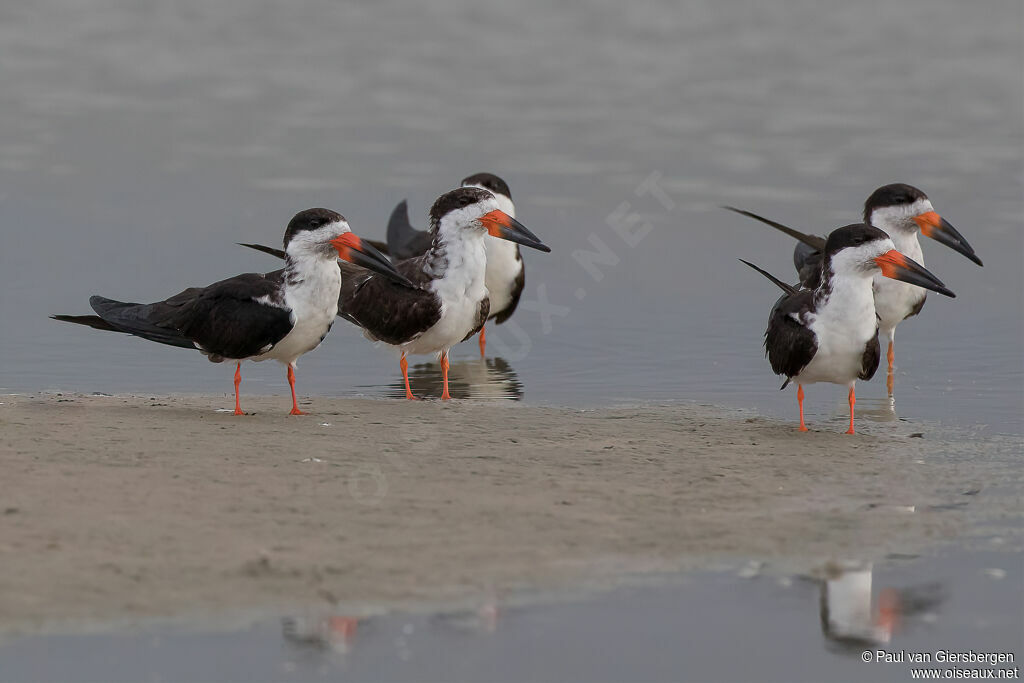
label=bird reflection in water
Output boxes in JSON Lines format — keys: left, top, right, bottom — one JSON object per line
{"left": 855, "top": 396, "right": 900, "bottom": 423}
{"left": 430, "top": 591, "right": 500, "bottom": 634}
{"left": 384, "top": 357, "right": 523, "bottom": 401}
{"left": 282, "top": 614, "right": 359, "bottom": 654}
{"left": 280, "top": 594, "right": 500, "bottom": 662}
{"left": 818, "top": 560, "right": 945, "bottom": 654}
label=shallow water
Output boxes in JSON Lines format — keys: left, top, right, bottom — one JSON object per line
{"left": 0, "top": 0, "right": 1021, "bottom": 435}
{"left": 2, "top": 548, "right": 1019, "bottom": 683}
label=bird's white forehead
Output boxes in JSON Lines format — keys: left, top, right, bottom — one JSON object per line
{"left": 440, "top": 196, "right": 501, "bottom": 231}
{"left": 295, "top": 220, "right": 351, "bottom": 242}
{"left": 870, "top": 198, "right": 934, "bottom": 227}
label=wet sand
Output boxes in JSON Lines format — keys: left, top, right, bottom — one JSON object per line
{"left": 0, "top": 392, "right": 1018, "bottom": 634}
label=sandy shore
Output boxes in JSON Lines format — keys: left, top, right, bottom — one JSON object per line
{"left": 0, "top": 392, "right": 1019, "bottom": 634}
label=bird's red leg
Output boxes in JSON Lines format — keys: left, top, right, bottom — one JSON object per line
{"left": 478, "top": 325, "right": 487, "bottom": 358}
{"left": 845, "top": 385, "right": 856, "bottom": 435}
{"left": 797, "top": 384, "right": 808, "bottom": 432}
{"left": 233, "top": 362, "right": 244, "bottom": 416}
{"left": 287, "top": 364, "right": 306, "bottom": 415}
{"left": 401, "top": 353, "right": 417, "bottom": 400}
{"left": 440, "top": 350, "right": 451, "bottom": 401}
{"left": 886, "top": 340, "right": 895, "bottom": 396}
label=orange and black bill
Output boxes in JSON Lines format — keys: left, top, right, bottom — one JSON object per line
{"left": 479, "top": 211, "right": 552, "bottom": 252}
{"left": 331, "top": 233, "right": 415, "bottom": 287}
{"left": 874, "top": 250, "right": 955, "bottom": 298}
{"left": 912, "top": 211, "right": 983, "bottom": 266}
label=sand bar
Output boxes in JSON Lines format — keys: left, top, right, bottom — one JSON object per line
{"left": 0, "top": 392, "right": 1019, "bottom": 634}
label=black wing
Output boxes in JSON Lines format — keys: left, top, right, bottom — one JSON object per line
{"left": 491, "top": 251, "right": 524, "bottom": 325}
{"left": 793, "top": 242, "right": 824, "bottom": 289}
{"left": 724, "top": 206, "right": 827, "bottom": 289}
{"left": 904, "top": 294, "right": 926, "bottom": 320}
{"left": 53, "top": 274, "right": 292, "bottom": 360}
{"left": 238, "top": 243, "right": 286, "bottom": 260}
{"left": 738, "top": 259, "right": 801, "bottom": 296}
{"left": 859, "top": 331, "right": 881, "bottom": 381}
{"left": 53, "top": 287, "right": 207, "bottom": 350}
{"left": 765, "top": 289, "right": 819, "bottom": 383}
{"left": 463, "top": 296, "right": 490, "bottom": 341}
{"left": 386, "top": 200, "right": 434, "bottom": 260}
{"left": 168, "top": 271, "right": 294, "bottom": 360}
{"left": 739, "top": 259, "right": 818, "bottom": 384}
{"left": 338, "top": 257, "right": 441, "bottom": 346}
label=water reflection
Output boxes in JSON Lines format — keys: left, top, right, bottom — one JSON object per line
{"left": 817, "top": 560, "right": 946, "bottom": 655}
{"left": 280, "top": 595, "right": 499, "bottom": 660}
{"left": 428, "top": 593, "right": 500, "bottom": 635}
{"left": 380, "top": 357, "right": 523, "bottom": 401}
{"left": 855, "top": 397, "right": 899, "bottom": 423}
{"left": 3, "top": 551, "right": 1013, "bottom": 683}
{"left": 282, "top": 615, "right": 360, "bottom": 654}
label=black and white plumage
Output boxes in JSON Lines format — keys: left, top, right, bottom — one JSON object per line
{"left": 53, "top": 208, "right": 409, "bottom": 415}
{"left": 380, "top": 173, "right": 525, "bottom": 357}
{"left": 332, "top": 187, "right": 548, "bottom": 400}
{"left": 243, "top": 187, "right": 550, "bottom": 400}
{"left": 725, "top": 184, "right": 981, "bottom": 395}
{"left": 741, "top": 223, "right": 955, "bottom": 434}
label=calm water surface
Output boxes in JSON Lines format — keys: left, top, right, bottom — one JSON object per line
{"left": 0, "top": 0, "right": 1021, "bottom": 434}
{"left": 1, "top": 548, "right": 1020, "bottom": 683}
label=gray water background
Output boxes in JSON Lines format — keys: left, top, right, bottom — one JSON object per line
{"left": 1, "top": 0, "right": 1021, "bottom": 433}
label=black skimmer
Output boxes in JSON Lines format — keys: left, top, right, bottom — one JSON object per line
{"left": 52, "top": 209, "right": 409, "bottom": 415}
{"left": 243, "top": 187, "right": 550, "bottom": 400}
{"left": 382, "top": 173, "right": 524, "bottom": 358}
{"left": 740, "top": 223, "right": 955, "bottom": 434}
{"left": 725, "top": 183, "right": 981, "bottom": 395}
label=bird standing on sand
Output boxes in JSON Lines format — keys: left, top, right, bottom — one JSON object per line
{"left": 243, "top": 187, "right": 550, "bottom": 400}
{"left": 382, "top": 173, "right": 525, "bottom": 358}
{"left": 741, "top": 223, "right": 955, "bottom": 434}
{"left": 53, "top": 209, "right": 410, "bottom": 415}
{"left": 725, "top": 184, "right": 981, "bottom": 395}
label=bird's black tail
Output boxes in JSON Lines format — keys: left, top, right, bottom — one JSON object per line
{"left": 52, "top": 296, "right": 197, "bottom": 350}
{"left": 738, "top": 259, "right": 801, "bottom": 296}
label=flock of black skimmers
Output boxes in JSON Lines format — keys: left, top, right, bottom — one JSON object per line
{"left": 54, "top": 175, "right": 549, "bottom": 414}
{"left": 53, "top": 177, "right": 980, "bottom": 434}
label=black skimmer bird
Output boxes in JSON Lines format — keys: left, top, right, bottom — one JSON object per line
{"left": 52, "top": 209, "right": 409, "bottom": 415}
{"left": 381, "top": 173, "right": 524, "bottom": 357}
{"left": 741, "top": 223, "right": 955, "bottom": 434}
{"left": 243, "top": 187, "right": 550, "bottom": 400}
{"left": 725, "top": 184, "right": 981, "bottom": 395}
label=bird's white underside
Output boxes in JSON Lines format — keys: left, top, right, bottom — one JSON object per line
{"left": 795, "top": 239, "right": 893, "bottom": 386}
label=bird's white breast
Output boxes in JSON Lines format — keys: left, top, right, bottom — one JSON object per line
{"left": 256, "top": 258, "right": 341, "bottom": 364}
{"left": 872, "top": 231, "right": 925, "bottom": 335}
{"left": 797, "top": 274, "right": 878, "bottom": 385}
{"left": 402, "top": 235, "right": 488, "bottom": 355}
{"left": 484, "top": 238, "right": 522, "bottom": 316}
